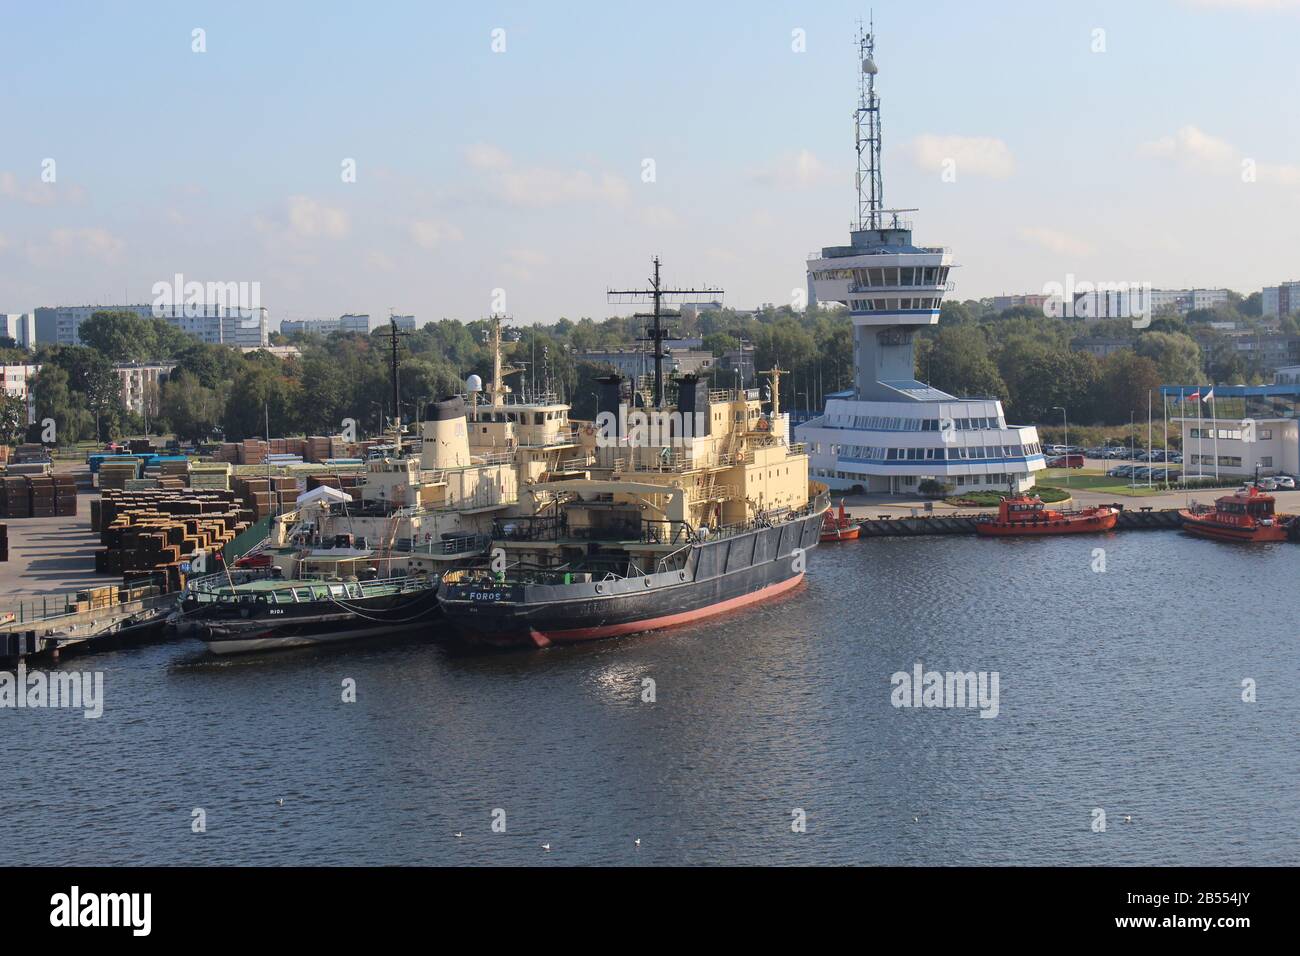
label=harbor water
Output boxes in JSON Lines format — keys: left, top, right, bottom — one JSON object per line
{"left": 3, "top": 530, "right": 1296, "bottom": 866}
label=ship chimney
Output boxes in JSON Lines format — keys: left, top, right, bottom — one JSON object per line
{"left": 420, "top": 396, "right": 470, "bottom": 469}
{"left": 675, "top": 374, "right": 711, "bottom": 438}
{"left": 597, "top": 374, "right": 624, "bottom": 438}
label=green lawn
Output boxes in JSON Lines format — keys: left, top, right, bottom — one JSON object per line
{"left": 1037, "top": 468, "right": 1233, "bottom": 497}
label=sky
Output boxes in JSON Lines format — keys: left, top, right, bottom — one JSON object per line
{"left": 2, "top": 0, "right": 1298, "bottom": 329}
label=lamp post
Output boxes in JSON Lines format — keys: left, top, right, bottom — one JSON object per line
{"left": 1051, "top": 405, "right": 1068, "bottom": 488}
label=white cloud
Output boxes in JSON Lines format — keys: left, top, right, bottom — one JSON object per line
{"left": 463, "top": 143, "right": 512, "bottom": 171}
{"left": 254, "top": 196, "right": 350, "bottom": 249}
{"left": 462, "top": 144, "right": 629, "bottom": 207}
{"left": 906, "top": 135, "right": 1015, "bottom": 179}
{"left": 1138, "top": 124, "right": 1300, "bottom": 185}
{"left": 750, "top": 149, "right": 832, "bottom": 190}
{"left": 0, "top": 171, "right": 85, "bottom": 205}
{"left": 1017, "top": 226, "right": 1094, "bottom": 258}
{"left": 501, "top": 248, "right": 549, "bottom": 281}
{"left": 365, "top": 250, "right": 397, "bottom": 273}
{"left": 1137, "top": 125, "right": 1235, "bottom": 165}
{"left": 26, "top": 227, "right": 125, "bottom": 265}
{"left": 409, "top": 220, "right": 463, "bottom": 248}
{"left": 638, "top": 205, "right": 679, "bottom": 228}
{"left": 285, "top": 196, "right": 349, "bottom": 240}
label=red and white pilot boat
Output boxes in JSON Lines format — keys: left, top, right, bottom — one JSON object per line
{"left": 975, "top": 494, "right": 1118, "bottom": 536}
{"left": 1179, "top": 484, "right": 1294, "bottom": 543}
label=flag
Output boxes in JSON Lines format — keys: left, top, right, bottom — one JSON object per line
{"left": 1186, "top": 389, "right": 1200, "bottom": 402}
{"left": 1202, "top": 387, "right": 1214, "bottom": 402}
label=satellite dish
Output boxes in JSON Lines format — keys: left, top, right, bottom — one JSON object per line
{"left": 862, "top": 57, "right": 877, "bottom": 75}
{"left": 466, "top": 374, "right": 483, "bottom": 393}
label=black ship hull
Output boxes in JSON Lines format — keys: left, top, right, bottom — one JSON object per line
{"left": 182, "top": 585, "right": 442, "bottom": 655}
{"left": 439, "top": 508, "right": 824, "bottom": 648}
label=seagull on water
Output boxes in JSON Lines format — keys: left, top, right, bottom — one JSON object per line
{"left": 454, "top": 832, "right": 463, "bottom": 838}
{"left": 276, "top": 798, "right": 284, "bottom": 806}
{"left": 634, "top": 838, "right": 641, "bottom": 847}
{"left": 542, "top": 843, "right": 551, "bottom": 852}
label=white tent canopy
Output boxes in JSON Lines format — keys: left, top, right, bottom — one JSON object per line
{"left": 295, "top": 485, "right": 352, "bottom": 508}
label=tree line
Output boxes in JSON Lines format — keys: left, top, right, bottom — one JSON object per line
{"left": 22, "top": 293, "right": 1280, "bottom": 444}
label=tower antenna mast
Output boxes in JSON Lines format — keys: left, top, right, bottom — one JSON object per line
{"left": 856, "top": 16, "right": 883, "bottom": 231}
{"left": 608, "top": 256, "right": 723, "bottom": 409}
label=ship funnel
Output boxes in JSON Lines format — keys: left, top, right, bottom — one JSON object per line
{"left": 420, "top": 396, "right": 470, "bottom": 469}
{"left": 597, "top": 374, "right": 624, "bottom": 438}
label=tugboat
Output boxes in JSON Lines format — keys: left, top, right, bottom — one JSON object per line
{"left": 179, "top": 569, "right": 443, "bottom": 654}
{"left": 438, "top": 260, "right": 830, "bottom": 648}
{"left": 820, "top": 500, "right": 861, "bottom": 542}
{"left": 975, "top": 493, "right": 1118, "bottom": 536}
{"left": 1179, "top": 484, "right": 1294, "bottom": 542}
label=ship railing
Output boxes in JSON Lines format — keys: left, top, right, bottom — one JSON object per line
{"left": 389, "top": 533, "right": 492, "bottom": 556}
{"left": 559, "top": 455, "right": 593, "bottom": 470}
{"left": 473, "top": 449, "right": 515, "bottom": 466}
{"left": 185, "top": 566, "right": 280, "bottom": 596}
{"left": 184, "top": 570, "right": 433, "bottom": 606}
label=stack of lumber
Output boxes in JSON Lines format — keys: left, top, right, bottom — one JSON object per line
{"left": 1, "top": 477, "right": 30, "bottom": 518}
{"left": 92, "top": 488, "right": 254, "bottom": 590}
{"left": 0, "top": 474, "right": 78, "bottom": 517}
{"left": 189, "top": 462, "right": 232, "bottom": 491}
{"left": 99, "top": 459, "right": 141, "bottom": 490}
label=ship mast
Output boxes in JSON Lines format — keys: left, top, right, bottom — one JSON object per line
{"left": 383, "top": 315, "right": 410, "bottom": 454}
{"left": 761, "top": 367, "right": 788, "bottom": 418}
{"left": 608, "top": 256, "right": 723, "bottom": 409}
{"left": 486, "top": 312, "right": 521, "bottom": 407}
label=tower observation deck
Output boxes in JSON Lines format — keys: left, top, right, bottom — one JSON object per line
{"left": 797, "top": 23, "right": 1044, "bottom": 495}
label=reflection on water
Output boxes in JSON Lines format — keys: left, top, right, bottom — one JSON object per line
{"left": 2, "top": 531, "right": 1296, "bottom": 865}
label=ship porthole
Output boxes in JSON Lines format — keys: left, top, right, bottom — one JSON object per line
{"left": 679, "top": 572, "right": 686, "bottom": 581}
{"left": 644, "top": 577, "right": 652, "bottom": 587}
{"left": 595, "top": 584, "right": 603, "bottom": 594}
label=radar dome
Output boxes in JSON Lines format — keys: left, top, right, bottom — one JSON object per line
{"left": 466, "top": 374, "right": 483, "bottom": 393}
{"left": 862, "top": 57, "right": 877, "bottom": 75}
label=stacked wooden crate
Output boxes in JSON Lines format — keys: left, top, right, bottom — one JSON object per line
{"left": 231, "top": 476, "right": 274, "bottom": 520}
{"left": 241, "top": 439, "right": 268, "bottom": 465}
{"left": 189, "top": 462, "right": 232, "bottom": 491}
{"left": 1, "top": 477, "right": 30, "bottom": 518}
{"left": 93, "top": 488, "right": 254, "bottom": 590}
{"left": 99, "top": 459, "right": 141, "bottom": 491}
{"left": 54, "top": 474, "right": 78, "bottom": 516}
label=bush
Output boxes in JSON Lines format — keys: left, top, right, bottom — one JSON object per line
{"left": 918, "top": 478, "right": 952, "bottom": 498}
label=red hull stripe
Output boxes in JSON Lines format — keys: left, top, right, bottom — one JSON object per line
{"left": 530, "top": 573, "right": 806, "bottom": 644}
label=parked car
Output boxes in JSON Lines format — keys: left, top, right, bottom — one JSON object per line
{"left": 1108, "top": 464, "right": 1134, "bottom": 477}
{"left": 1274, "top": 475, "right": 1296, "bottom": 489}
{"left": 1256, "top": 477, "right": 1279, "bottom": 491}
{"left": 1046, "top": 454, "right": 1085, "bottom": 469}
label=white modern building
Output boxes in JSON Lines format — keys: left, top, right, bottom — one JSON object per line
{"left": 113, "top": 362, "right": 175, "bottom": 416}
{"left": 796, "top": 26, "right": 1044, "bottom": 494}
{"left": 1, "top": 313, "right": 36, "bottom": 349}
{"left": 47, "top": 304, "right": 268, "bottom": 347}
{"left": 1166, "top": 374, "right": 1300, "bottom": 478}
{"left": 281, "top": 313, "right": 371, "bottom": 336}
{"left": 0, "top": 363, "right": 41, "bottom": 424}
{"left": 1262, "top": 281, "right": 1300, "bottom": 318}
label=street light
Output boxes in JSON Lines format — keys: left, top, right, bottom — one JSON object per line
{"left": 1051, "top": 405, "right": 1068, "bottom": 488}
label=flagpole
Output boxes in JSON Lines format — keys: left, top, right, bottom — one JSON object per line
{"left": 1147, "top": 390, "right": 1153, "bottom": 489}
{"left": 1211, "top": 391, "right": 1219, "bottom": 484}
{"left": 1163, "top": 390, "right": 1170, "bottom": 490}
{"left": 1198, "top": 392, "right": 1204, "bottom": 482}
